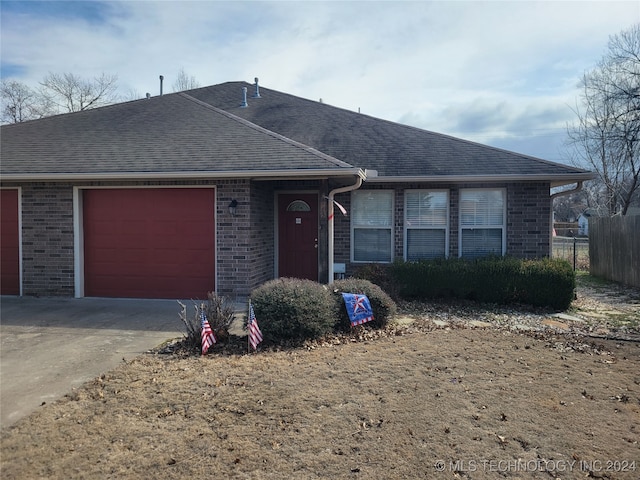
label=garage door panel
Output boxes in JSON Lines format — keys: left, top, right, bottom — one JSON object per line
{"left": 83, "top": 188, "right": 215, "bottom": 299}
{"left": 1, "top": 189, "right": 20, "bottom": 295}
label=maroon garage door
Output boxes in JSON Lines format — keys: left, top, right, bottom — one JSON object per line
{"left": 83, "top": 188, "right": 215, "bottom": 299}
{"left": 1, "top": 189, "right": 20, "bottom": 295}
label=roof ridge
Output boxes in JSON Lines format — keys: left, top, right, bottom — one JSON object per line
{"left": 178, "top": 92, "right": 356, "bottom": 170}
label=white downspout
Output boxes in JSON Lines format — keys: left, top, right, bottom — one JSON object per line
{"left": 328, "top": 176, "right": 363, "bottom": 283}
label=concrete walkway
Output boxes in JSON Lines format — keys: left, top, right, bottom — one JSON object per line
{"left": 0, "top": 296, "right": 190, "bottom": 429}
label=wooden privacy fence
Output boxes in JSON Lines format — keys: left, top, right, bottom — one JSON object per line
{"left": 589, "top": 215, "right": 640, "bottom": 288}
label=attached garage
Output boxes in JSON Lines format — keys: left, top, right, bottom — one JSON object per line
{"left": 82, "top": 188, "right": 215, "bottom": 299}
{"left": 1, "top": 189, "right": 20, "bottom": 295}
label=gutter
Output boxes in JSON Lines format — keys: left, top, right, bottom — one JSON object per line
{"left": 550, "top": 181, "right": 584, "bottom": 202}
{"left": 0, "top": 168, "right": 366, "bottom": 183}
{"left": 365, "top": 173, "right": 596, "bottom": 187}
{"left": 2, "top": 170, "right": 594, "bottom": 186}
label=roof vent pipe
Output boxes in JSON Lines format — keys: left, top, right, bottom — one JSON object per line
{"left": 159, "top": 75, "right": 164, "bottom": 96}
{"left": 240, "top": 87, "right": 248, "bottom": 108}
{"left": 252, "top": 77, "right": 261, "bottom": 98}
{"left": 146, "top": 93, "right": 151, "bottom": 99}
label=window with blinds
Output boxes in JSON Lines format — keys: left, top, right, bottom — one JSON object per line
{"left": 404, "top": 190, "right": 449, "bottom": 260}
{"left": 351, "top": 190, "right": 393, "bottom": 262}
{"left": 459, "top": 189, "right": 506, "bottom": 258}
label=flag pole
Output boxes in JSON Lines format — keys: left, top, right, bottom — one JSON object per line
{"left": 247, "top": 299, "right": 251, "bottom": 355}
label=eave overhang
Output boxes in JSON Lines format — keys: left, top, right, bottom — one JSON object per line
{"left": 0, "top": 168, "right": 367, "bottom": 183}
{"left": 364, "top": 172, "right": 596, "bottom": 188}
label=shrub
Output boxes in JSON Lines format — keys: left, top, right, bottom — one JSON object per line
{"left": 177, "top": 292, "right": 236, "bottom": 353}
{"left": 201, "top": 291, "right": 236, "bottom": 343}
{"left": 331, "top": 278, "right": 397, "bottom": 331}
{"left": 390, "top": 257, "right": 575, "bottom": 310}
{"left": 513, "top": 258, "right": 575, "bottom": 310}
{"left": 250, "top": 278, "right": 335, "bottom": 342}
{"left": 352, "top": 263, "right": 398, "bottom": 300}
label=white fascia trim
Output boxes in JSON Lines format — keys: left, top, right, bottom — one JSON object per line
{"left": 1, "top": 168, "right": 367, "bottom": 182}
{"left": 364, "top": 173, "right": 596, "bottom": 186}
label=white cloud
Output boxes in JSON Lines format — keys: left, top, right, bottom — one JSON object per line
{"left": 1, "top": 0, "right": 638, "bottom": 161}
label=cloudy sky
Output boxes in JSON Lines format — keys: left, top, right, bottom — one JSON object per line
{"left": 2, "top": 1, "right": 639, "bottom": 164}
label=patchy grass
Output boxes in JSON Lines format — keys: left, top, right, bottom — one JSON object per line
{"left": 1, "top": 328, "right": 639, "bottom": 480}
{"left": 1, "top": 278, "right": 639, "bottom": 479}
{"left": 571, "top": 272, "right": 640, "bottom": 331}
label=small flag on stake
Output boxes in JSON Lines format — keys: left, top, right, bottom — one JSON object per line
{"left": 248, "top": 302, "right": 263, "bottom": 351}
{"left": 342, "top": 293, "right": 374, "bottom": 326}
{"left": 200, "top": 307, "right": 216, "bottom": 355}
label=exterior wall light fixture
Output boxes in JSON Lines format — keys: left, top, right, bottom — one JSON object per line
{"left": 228, "top": 199, "right": 238, "bottom": 216}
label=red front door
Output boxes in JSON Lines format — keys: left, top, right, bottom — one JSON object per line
{"left": 278, "top": 193, "right": 319, "bottom": 281}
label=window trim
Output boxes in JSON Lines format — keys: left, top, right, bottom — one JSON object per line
{"left": 458, "top": 188, "right": 506, "bottom": 258}
{"left": 404, "top": 189, "right": 449, "bottom": 261}
{"left": 350, "top": 190, "right": 394, "bottom": 263}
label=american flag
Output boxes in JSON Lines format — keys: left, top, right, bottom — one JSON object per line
{"left": 200, "top": 308, "right": 216, "bottom": 355}
{"left": 248, "top": 302, "right": 263, "bottom": 351}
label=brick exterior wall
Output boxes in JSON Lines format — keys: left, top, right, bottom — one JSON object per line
{"left": 214, "top": 180, "right": 276, "bottom": 299}
{"left": 506, "top": 182, "right": 551, "bottom": 259}
{"left": 3, "top": 179, "right": 552, "bottom": 297}
{"left": 20, "top": 183, "right": 75, "bottom": 296}
{"left": 215, "top": 180, "right": 251, "bottom": 299}
{"left": 333, "top": 182, "right": 552, "bottom": 277}
{"left": 9, "top": 179, "right": 278, "bottom": 299}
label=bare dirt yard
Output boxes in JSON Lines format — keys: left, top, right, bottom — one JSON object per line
{"left": 2, "top": 274, "right": 639, "bottom": 479}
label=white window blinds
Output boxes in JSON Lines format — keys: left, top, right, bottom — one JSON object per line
{"left": 405, "top": 190, "right": 448, "bottom": 260}
{"left": 351, "top": 190, "right": 393, "bottom": 262}
{"left": 459, "top": 189, "right": 505, "bottom": 258}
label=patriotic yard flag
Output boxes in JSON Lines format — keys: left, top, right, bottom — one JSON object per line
{"left": 248, "top": 302, "right": 263, "bottom": 351}
{"left": 341, "top": 293, "right": 374, "bottom": 326}
{"left": 200, "top": 308, "right": 216, "bottom": 355}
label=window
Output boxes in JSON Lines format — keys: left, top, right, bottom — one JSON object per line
{"left": 286, "top": 200, "right": 311, "bottom": 212}
{"left": 405, "top": 190, "right": 448, "bottom": 260}
{"left": 459, "top": 189, "right": 506, "bottom": 258}
{"left": 351, "top": 190, "right": 393, "bottom": 262}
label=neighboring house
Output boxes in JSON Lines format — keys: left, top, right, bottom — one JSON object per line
{"left": 0, "top": 79, "right": 595, "bottom": 300}
{"left": 577, "top": 211, "right": 592, "bottom": 236}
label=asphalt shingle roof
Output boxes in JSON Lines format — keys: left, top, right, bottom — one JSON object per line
{"left": 0, "top": 92, "right": 356, "bottom": 179}
{"left": 188, "top": 81, "right": 593, "bottom": 182}
{"left": 1, "top": 79, "right": 593, "bottom": 184}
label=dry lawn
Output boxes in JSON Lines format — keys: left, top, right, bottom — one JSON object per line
{"left": 1, "top": 279, "right": 639, "bottom": 480}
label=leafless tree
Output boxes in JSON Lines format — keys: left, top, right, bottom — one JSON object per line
{"left": 1, "top": 79, "right": 54, "bottom": 123}
{"left": 39, "top": 72, "right": 119, "bottom": 113}
{"left": 553, "top": 189, "right": 588, "bottom": 222}
{"left": 172, "top": 68, "right": 200, "bottom": 92}
{"left": 567, "top": 24, "right": 640, "bottom": 215}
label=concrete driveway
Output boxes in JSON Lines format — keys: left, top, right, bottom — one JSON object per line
{"left": 0, "top": 296, "right": 186, "bottom": 429}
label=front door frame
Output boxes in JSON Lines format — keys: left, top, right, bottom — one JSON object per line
{"left": 275, "top": 190, "right": 320, "bottom": 281}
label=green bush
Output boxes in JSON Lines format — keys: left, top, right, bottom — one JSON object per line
{"left": 352, "top": 263, "right": 398, "bottom": 299}
{"left": 514, "top": 258, "right": 575, "bottom": 310}
{"left": 250, "top": 278, "right": 335, "bottom": 342}
{"left": 390, "top": 257, "right": 575, "bottom": 311}
{"left": 331, "top": 278, "right": 397, "bottom": 331}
